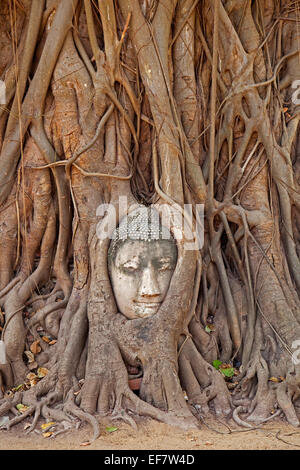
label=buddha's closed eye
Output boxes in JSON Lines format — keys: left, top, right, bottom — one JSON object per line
{"left": 157, "top": 258, "right": 173, "bottom": 271}
{"left": 122, "top": 260, "right": 139, "bottom": 272}
{"left": 120, "top": 257, "right": 174, "bottom": 273}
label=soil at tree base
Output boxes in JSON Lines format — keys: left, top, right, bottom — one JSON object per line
{"left": 0, "top": 417, "right": 299, "bottom": 450}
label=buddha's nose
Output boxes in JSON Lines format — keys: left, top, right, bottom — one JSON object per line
{"left": 138, "top": 265, "right": 161, "bottom": 298}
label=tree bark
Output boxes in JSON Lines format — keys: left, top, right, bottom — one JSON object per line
{"left": 0, "top": 0, "right": 299, "bottom": 438}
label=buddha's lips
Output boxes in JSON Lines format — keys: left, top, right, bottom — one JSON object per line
{"left": 134, "top": 302, "right": 162, "bottom": 317}
{"left": 134, "top": 302, "right": 161, "bottom": 307}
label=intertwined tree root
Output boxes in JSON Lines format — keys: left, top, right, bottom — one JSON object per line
{"left": 0, "top": 0, "right": 300, "bottom": 442}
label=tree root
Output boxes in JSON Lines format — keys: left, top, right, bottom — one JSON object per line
{"left": 276, "top": 381, "right": 299, "bottom": 427}
{"left": 234, "top": 346, "right": 300, "bottom": 427}
{"left": 0, "top": 406, "right": 35, "bottom": 431}
{"left": 178, "top": 336, "right": 232, "bottom": 417}
{"left": 111, "top": 410, "right": 138, "bottom": 431}
{"left": 233, "top": 406, "right": 254, "bottom": 428}
{"left": 64, "top": 389, "right": 100, "bottom": 442}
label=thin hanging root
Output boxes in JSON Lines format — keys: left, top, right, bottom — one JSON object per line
{"left": 197, "top": 412, "right": 279, "bottom": 435}
{"left": 275, "top": 431, "right": 300, "bottom": 449}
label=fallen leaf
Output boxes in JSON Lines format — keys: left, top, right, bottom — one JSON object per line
{"left": 80, "top": 441, "right": 91, "bottom": 446}
{"left": 13, "top": 383, "right": 25, "bottom": 391}
{"left": 227, "top": 382, "right": 237, "bottom": 390}
{"left": 24, "top": 423, "right": 31, "bottom": 430}
{"left": 42, "top": 432, "right": 53, "bottom": 438}
{"left": 220, "top": 367, "right": 235, "bottom": 378}
{"left": 29, "top": 378, "right": 39, "bottom": 387}
{"left": 269, "top": 377, "right": 279, "bottom": 383}
{"left": 28, "top": 361, "right": 38, "bottom": 371}
{"left": 42, "top": 336, "right": 51, "bottom": 343}
{"left": 16, "top": 404, "right": 29, "bottom": 413}
{"left": 220, "top": 363, "right": 231, "bottom": 369}
{"left": 49, "top": 340, "right": 57, "bottom": 345}
{"left": 37, "top": 367, "right": 49, "bottom": 378}
{"left": 106, "top": 426, "right": 118, "bottom": 433}
{"left": 41, "top": 422, "right": 56, "bottom": 430}
{"left": 24, "top": 351, "right": 35, "bottom": 363}
{"left": 212, "top": 359, "right": 222, "bottom": 370}
{"left": 30, "top": 340, "right": 41, "bottom": 355}
{"left": 26, "top": 372, "right": 37, "bottom": 381}
{"left": 282, "top": 107, "right": 288, "bottom": 113}
{"left": 217, "top": 363, "right": 235, "bottom": 377}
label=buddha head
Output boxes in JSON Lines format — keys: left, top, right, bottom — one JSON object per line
{"left": 108, "top": 206, "right": 177, "bottom": 320}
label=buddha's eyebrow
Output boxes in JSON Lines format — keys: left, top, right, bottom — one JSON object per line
{"left": 119, "top": 256, "right": 140, "bottom": 266}
{"left": 152, "top": 256, "right": 173, "bottom": 264}
{"left": 153, "top": 257, "right": 172, "bottom": 264}
{"left": 122, "top": 258, "right": 139, "bottom": 265}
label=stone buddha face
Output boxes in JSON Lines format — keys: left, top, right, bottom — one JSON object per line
{"left": 108, "top": 208, "right": 177, "bottom": 320}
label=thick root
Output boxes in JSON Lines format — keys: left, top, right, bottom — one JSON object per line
{"left": 178, "top": 336, "right": 232, "bottom": 418}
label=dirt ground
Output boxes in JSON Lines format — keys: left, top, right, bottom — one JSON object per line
{"left": 0, "top": 415, "right": 299, "bottom": 450}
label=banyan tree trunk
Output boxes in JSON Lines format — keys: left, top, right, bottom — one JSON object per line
{"left": 0, "top": 0, "right": 299, "bottom": 438}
